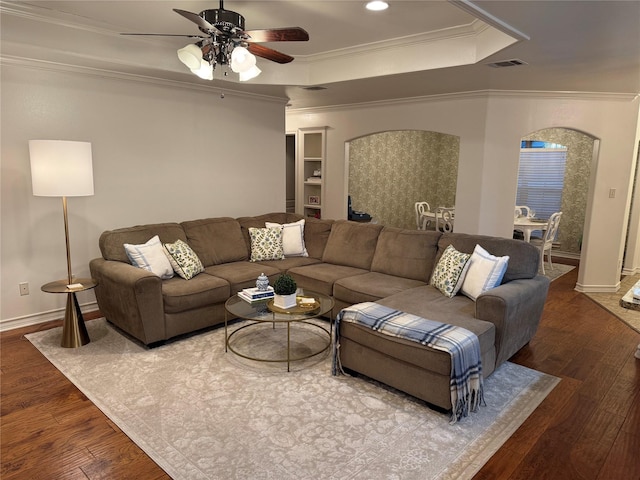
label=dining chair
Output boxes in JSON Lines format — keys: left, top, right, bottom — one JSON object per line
{"left": 436, "top": 207, "right": 455, "bottom": 233}
{"left": 530, "top": 212, "right": 562, "bottom": 274}
{"left": 414, "top": 202, "right": 431, "bottom": 230}
{"left": 514, "top": 205, "right": 532, "bottom": 218}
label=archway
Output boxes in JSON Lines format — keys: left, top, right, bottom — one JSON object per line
{"left": 347, "top": 130, "right": 460, "bottom": 229}
{"left": 518, "top": 127, "right": 597, "bottom": 264}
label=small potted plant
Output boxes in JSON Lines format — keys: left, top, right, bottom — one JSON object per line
{"left": 272, "top": 273, "right": 297, "bottom": 309}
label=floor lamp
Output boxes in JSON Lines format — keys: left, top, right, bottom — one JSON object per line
{"left": 29, "top": 140, "right": 95, "bottom": 348}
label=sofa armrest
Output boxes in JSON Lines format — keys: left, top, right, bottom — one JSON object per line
{"left": 89, "top": 258, "right": 166, "bottom": 345}
{"left": 475, "top": 275, "right": 550, "bottom": 366}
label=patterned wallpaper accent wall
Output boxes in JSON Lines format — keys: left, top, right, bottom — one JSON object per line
{"left": 522, "top": 128, "right": 595, "bottom": 254}
{"left": 349, "top": 130, "right": 460, "bottom": 230}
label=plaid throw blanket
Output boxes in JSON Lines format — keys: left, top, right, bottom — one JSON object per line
{"left": 333, "top": 302, "right": 484, "bottom": 423}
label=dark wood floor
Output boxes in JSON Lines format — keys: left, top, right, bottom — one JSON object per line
{"left": 1, "top": 266, "right": 639, "bottom": 479}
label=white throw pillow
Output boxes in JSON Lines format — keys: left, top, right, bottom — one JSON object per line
{"left": 461, "top": 244, "right": 510, "bottom": 301}
{"left": 124, "top": 235, "right": 174, "bottom": 279}
{"left": 265, "top": 219, "right": 309, "bottom": 257}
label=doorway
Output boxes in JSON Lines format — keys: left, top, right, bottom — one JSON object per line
{"left": 519, "top": 128, "right": 596, "bottom": 259}
{"left": 285, "top": 133, "right": 296, "bottom": 213}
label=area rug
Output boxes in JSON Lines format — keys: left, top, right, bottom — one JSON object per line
{"left": 586, "top": 274, "right": 640, "bottom": 334}
{"left": 543, "top": 263, "right": 575, "bottom": 282}
{"left": 27, "top": 319, "right": 559, "bottom": 480}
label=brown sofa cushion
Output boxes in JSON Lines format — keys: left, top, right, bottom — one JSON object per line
{"left": 334, "top": 272, "right": 427, "bottom": 305}
{"left": 288, "top": 263, "right": 369, "bottom": 297}
{"left": 203, "top": 262, "right": 281, "bottom": 295}
{"left": 371, "top": 227, "right": 441, "bottom": 281}
{"left": 181, "top": 217, "right": 247, "bottom": 267}
{"left": 99, "top": 223, "right": 187, "bottom": 263}
{"left": 322, "top": 220, "right": 383, "bottom": 270}
{"left": 304, "top": 217, "right": 334, "bottom": 259}
{"left": 375, "top": 285, "right": 497, "bottom": 375}
{"left": 162, "top": 273, "right": 230, "bottom": 314}
{"left": 437, "top": 233, "right": 540, "bottom": 282}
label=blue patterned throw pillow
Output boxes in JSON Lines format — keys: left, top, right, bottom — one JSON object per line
{"left": 164, "top": 239, "right": 204, "bottom": 280}
{"left": 248, "top": 227, "right": 285, "bottom": 262}
{"left": 430, "top": 244, "right": 472, "bottom": 297}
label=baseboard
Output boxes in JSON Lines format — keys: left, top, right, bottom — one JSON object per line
{"left": 574, "top": 282, "right": 621, "bottom": 293}
{"left": 0, "top": 301, "right": 98, "bottom": 332}
{"left": 622, "top": 267, "right": 639, "bottom": 276}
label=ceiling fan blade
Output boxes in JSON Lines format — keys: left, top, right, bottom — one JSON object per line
{"left": 244, "top": 27, "right": 309, "bottom": 43}
{"left": 173, "top": 8, "right": 224, "bottom": 36}
{"left": 247, "top": 44, "right": 294, "bottom": 64}
{"left": 121, "top": 33, "right": 206, "bottom": 38}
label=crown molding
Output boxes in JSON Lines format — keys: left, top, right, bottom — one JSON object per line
{"left": 0, "top": 55, "right": 289, "bottom": 105}
{"left": 295, "top": 21, "right": 482, "bottom": 63}
{"left": 0, "top": 1, "right": 120, "bottom": 37}
{"left": 287, "top": 89, "right": 640, "bottom": 114}
{"left": 448, "top": 0, "right": 530, "bottom": 41}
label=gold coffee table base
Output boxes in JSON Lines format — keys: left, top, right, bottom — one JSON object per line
{"left": 224, "top": 290, "right": 334, "bottom": 372}
{"left": 226, "top": 320, "right": 331, "bottom": 372}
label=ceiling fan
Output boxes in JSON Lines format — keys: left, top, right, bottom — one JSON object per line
{"left": 122, "top": 0, "right": 309, "bottom": 81}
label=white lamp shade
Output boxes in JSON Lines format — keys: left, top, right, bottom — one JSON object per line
{"left": 177, "top": 44, "right": 203, "bottom": 70}
{"left": 29, "top": 140, "right": 94, "bottom": 197}
{"left": 231, "top": 46, "right": 256, "bottom": 73}
{"left": 190, "top": 59, "right": 214, "bottom": 80}
{"left": 238, "top": 65, "right": 261, "bottom": 82}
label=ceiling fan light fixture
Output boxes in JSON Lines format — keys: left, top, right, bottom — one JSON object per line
{"left": 230, "top": 46, "right": 257, "bottom": 73}
{"left": 239, "top": 65, "right": 261, "bottom": 82}
{"left": 190, "top": 59, "right": 214, "bottom": 80}
{"left": 177, "top": 43, "right": 203, "bottom": 70}
{"left": 366, "top": 1, "right": 389, "bottom": 11}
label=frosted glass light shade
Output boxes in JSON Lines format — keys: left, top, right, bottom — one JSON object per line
{"left": 177, "top": 44, "right": 203, "bottom": 70}
{"left": 190, "top": 59, "right": 214, "bottom": 80}
{"left": 231, "top": 46, "right": 256, "bottom": 73}
{"left": 239, "top": 65, "right": 261, "bottom": 82}
{"left": 29, "top": 140, "right": 94, "bottom": 197}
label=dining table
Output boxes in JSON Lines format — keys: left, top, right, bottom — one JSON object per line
{"left": 514, "top": 217, "right": 547, "bottom": 243}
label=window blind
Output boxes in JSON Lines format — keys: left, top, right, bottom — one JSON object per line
{"left": 516, "top": 148, "right": 567, "bottom": 220}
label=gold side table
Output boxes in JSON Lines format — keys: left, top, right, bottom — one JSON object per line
{"left": 41, "top": 278, "right": 97, "bottom": 348}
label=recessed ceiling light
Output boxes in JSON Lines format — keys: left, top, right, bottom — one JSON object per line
{"left": 366, "top": 1, "right": 389, "bottom": 12}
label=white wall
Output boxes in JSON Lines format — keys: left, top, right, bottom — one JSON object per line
{"left": 622, "top": 105, "right": 640, "bottom": 276}
{"left": 1, "top": 62, "right": 287, "bottom": 327}
{"left": 286, "top": 92, "right": 640, "bottom": 292}
{"left": 286, "top": 94, "right": 490, "bottom": 228}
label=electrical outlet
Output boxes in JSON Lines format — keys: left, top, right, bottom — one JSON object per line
{"left": 609, "top": 188, "right": 616, "bottom": 198}
{"left": 19, "top": 282, "right": 29, "bottom": 296}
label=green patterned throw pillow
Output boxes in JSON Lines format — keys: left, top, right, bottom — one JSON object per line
{"left": 164, "top": 239, "right": 204, "bottom": 280}
{"left": 249, "top": 226, "right": 285, "bottom": 262}
{"left": 430, "top": 244, "right": 472, "bottom": 297}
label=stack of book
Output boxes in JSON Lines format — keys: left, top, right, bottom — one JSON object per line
{"left": 238, "top": 286, "right": 275, "bottom": 303}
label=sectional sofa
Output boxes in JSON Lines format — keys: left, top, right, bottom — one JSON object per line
{"left": 89, "top": 212, "right": 549, "bottom": 410}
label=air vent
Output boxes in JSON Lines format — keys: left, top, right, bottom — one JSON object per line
{"left": 301, "top": 86, "right": 327, "bottom": 91}
{"left": 486, "top": 59, "right": 527, "bottom": 68}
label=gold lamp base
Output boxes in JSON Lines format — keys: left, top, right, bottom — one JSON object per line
{"left": 61, "top": 292, "right": 90, "bottom": 348}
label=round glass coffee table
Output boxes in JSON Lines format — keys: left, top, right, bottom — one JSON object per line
{"left": 224, "top": 290, "right": 334, "bottom": 371}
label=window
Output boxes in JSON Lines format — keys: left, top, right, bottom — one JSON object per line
{"left": 516, "top": 143, "right": 567, "bottom": 220}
